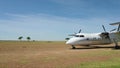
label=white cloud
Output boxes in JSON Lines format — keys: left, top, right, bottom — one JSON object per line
{"left": 0, "top": 13, "right": 82, "bottom": 40}
{"left": 0, "top": 13, "right": 119, "bottom": 40}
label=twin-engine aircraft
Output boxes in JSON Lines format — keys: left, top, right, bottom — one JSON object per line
{"left": 66, "top": 22, "right": 120, "bottom": 49}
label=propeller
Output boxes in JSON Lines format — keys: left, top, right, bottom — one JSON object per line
{"left": 110, "top": 28, "right": 116, "bottom": 32}
{"left": 69, "top": 29, "right": 82, "bottom": 36}
{"left": 74, "top": 32, "right": 77, "bottom": 34}
{"left": 102, "top": 25, "right": 107, "bottom": 32}
{"left": 101, "top": 25, "right": 110, "bottom": 39}
{"left": 78, "top": 29, "right": 81, "bottom": 33}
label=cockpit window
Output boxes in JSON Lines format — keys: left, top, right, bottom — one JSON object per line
{"left": 75, "top": 35, "right": 84, "bottom": 37}
{"left": 75, "top": 35, "right": 79, "bottom": 37}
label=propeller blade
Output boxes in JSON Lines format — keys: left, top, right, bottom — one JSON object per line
{"left": 74, "top": 32, "right": 77, "bottom": 34}
{"left": 117, "top": 24, "right": 120, "bottom": 31}
{"left": 78, "top": 29, "right": 81, "bottom": 33}
{"left": 102, "top": 25, "right": 106, "bottom": 32}
{"left": 68, "top": 29, "right": 81, "bottom": 36}
{"left": 110, "top": 28, "right": 116, "bottom": 32}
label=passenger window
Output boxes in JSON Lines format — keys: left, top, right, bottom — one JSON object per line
{"left": 75, "top": 35, "right": 84, "bottom": 37}
{"left": 80, "top": 35, "right": 84, "bottom": 37}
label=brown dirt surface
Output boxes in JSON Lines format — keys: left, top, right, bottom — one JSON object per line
{"left": 0, "top": 41, "right": 120, "bottom": 68}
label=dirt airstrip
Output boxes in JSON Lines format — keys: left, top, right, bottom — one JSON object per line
{"left": 0, "top": 41, "right": 120, "bottom": 68}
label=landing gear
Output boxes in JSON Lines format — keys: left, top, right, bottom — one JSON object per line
{"left": 115, "top": 45, "right": 120, "bottom": 49}
{"left": 113, "top": 39, "right": 120, "bottom": 49}
{"left": 71, "top": 45, "right": 76, "bottom": 49}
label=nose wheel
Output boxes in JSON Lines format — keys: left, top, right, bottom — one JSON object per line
{"left": 71, "top": 45, "right": 76, "bottom": 49}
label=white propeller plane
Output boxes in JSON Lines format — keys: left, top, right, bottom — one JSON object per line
{"left": 66, "top": 22, "right": 120, "bottom": 49}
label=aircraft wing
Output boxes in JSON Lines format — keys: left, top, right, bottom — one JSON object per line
{"left": 110, "top": 22, "right": 120, "bottom": 31}
{"left": 110, "top": 22, "right": 120, "bottom": 25}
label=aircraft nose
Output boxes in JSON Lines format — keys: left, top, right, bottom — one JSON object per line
{"left": 66, "top": 38, "right": 77, "bottom": 45}
{"left": 66, "top": 41, "right": 72, "bottom": 45}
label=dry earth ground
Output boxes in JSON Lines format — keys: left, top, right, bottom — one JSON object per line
{"left": 0, "top": 41, "right": 120, "bottom": 68}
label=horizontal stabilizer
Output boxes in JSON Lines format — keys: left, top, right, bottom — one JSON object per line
{"left": 110, "top": 22, "right": 120, "bottom": 25}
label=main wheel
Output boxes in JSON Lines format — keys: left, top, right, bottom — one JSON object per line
{"left": 115, "top": 45, "right": 120, "bottom": 49}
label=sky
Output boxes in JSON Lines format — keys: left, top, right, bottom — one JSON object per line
{"left": 0, "top": 0, "right": 120, "bottom": 41}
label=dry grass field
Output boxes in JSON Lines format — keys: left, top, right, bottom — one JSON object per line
{"left": 0, "top": 41, "right": 120, "bottom": 68}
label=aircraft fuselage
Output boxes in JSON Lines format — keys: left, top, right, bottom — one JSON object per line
{"left": 66, "top": 33, "right": 111, "bottom": 45}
